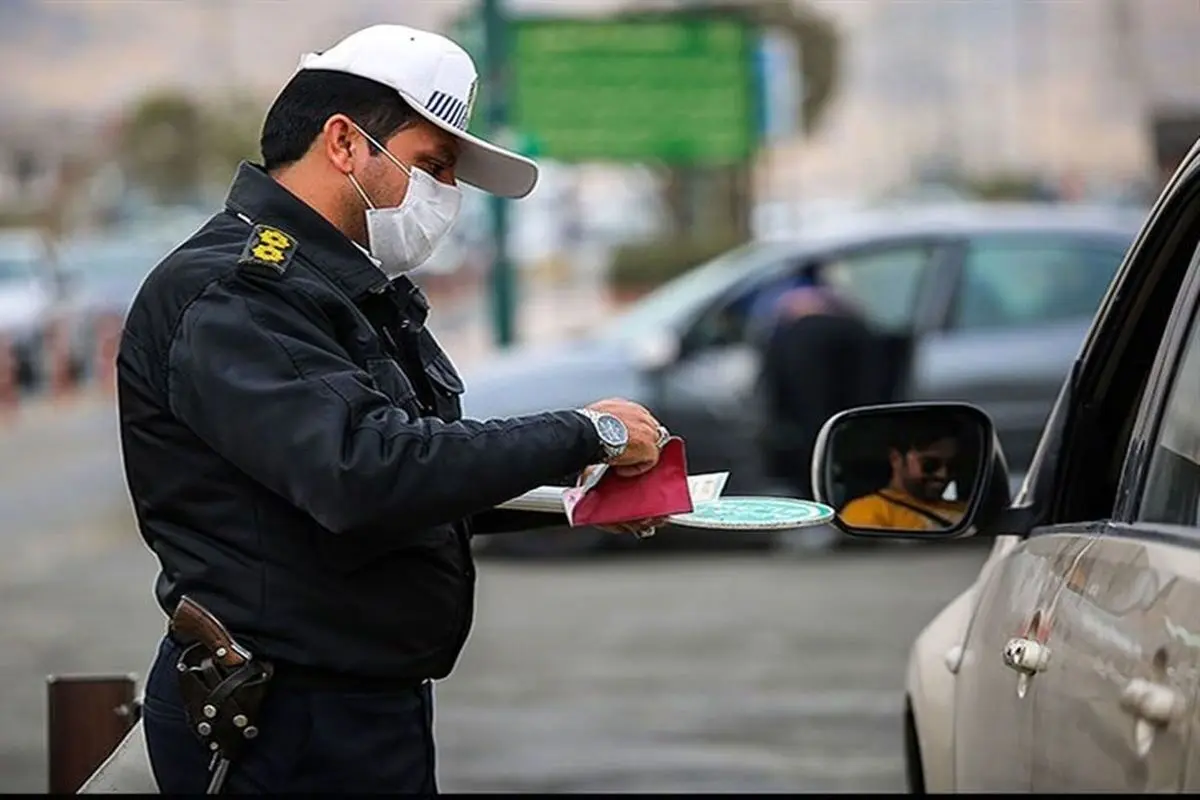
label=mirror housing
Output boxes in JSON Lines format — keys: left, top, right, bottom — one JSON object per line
{"left": 811, "top": 401, "right": 1013, "bottom": 540}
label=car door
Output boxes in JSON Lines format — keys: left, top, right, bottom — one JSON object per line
{"left": 953, "top": 284, "right": 1169, "bottom": 793}
{"left": 1027, "top": 234, "right": 1200, "bottom": 792}
{"left": 1030, "top": 525, "right": 1198, "bottom": 792}
{"left": 950, "top": 528, "right": 1081, "bottom": 792}
{"left": 1011, "top": 144, "right": 1200, "bottom": 791}
{"left": 652, "top": 259, "right": 806, "bottom": 491}
{"left": 908, "top": 234, "right": 1129, "bottom": 476}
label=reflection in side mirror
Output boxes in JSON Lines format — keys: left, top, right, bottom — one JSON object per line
{"left": 811, "top": 402, "right": 1003, "bottom": 539}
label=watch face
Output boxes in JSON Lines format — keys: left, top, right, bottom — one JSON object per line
{"left": 597, "top": 414, "right": 628, "bottom": 447}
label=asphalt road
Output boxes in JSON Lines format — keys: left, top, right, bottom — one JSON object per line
{"left": 0, "top": 392, "right": 989, "bottom": 793}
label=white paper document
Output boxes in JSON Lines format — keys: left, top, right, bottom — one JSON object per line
{"left": 686, "top": 471, "right": 730, "bottom": 505}
{"left": 496, "top": 471, "right": 730, "bottom": 515}
{"left": 495, "top": 484, "right": 570, "bottom": 514}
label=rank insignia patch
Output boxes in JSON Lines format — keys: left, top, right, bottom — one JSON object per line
{"left": 239, "top": 225, "right": 297, "bottom": 273}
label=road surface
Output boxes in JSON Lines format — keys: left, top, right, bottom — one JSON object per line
{"left": 0, "top": 391, "right": 988, "bottom": 793}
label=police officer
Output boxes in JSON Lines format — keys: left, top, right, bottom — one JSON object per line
{"left": 118, "top": 24, "right": 669, "bottom": 794}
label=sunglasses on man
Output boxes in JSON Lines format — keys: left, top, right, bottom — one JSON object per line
{"left": 915, "top": 454, "right": 957, "bottom": 475}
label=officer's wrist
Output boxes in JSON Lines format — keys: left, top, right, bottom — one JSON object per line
{"left": 572, "top": 409, "right": 606, "bottom": 462}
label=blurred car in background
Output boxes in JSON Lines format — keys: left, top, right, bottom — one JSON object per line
{"left": 53, "top": 211, "right": 209, "bottom": 382}
{"left": 0, "top": 229, "right": 71, "bottom": 388}
{"left": 57, "top": 237, "right": 161, "bottom": 322}
{"left": 461, "top": 202, "right": 1144, "bottom": 558}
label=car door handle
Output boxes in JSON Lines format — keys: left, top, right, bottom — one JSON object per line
{"left": 1120, "top": 678, "right": 1187, "bottom": 758}
{"left": 1003, "top": 637, "right": 1050, "bottom": 699}
{"left": 944, "top": 644, "right": 964, "bottom": 675}
{"left": 1120, "top": 678, "right": 1186, "bottom": 725}
{"left": 1003, "top": 637, "right": 1051, "bottom": 675}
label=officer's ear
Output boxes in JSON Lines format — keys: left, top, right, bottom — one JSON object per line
{"left": 321, "top": 114, "right": 360, "bottom": 175}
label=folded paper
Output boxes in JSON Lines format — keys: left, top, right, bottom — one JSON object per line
{"left": 496, "top": 470, "right": 730, "bottom": 515}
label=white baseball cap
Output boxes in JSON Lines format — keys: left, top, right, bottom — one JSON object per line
{"left": 298, "top": 24, "right": 538, "bottom": 199}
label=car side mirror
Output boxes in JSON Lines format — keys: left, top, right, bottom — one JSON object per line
{"left": 811, "top": 402, "right": 1013, "bottom": 540}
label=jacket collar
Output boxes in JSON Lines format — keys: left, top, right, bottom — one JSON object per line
{"left": 224, "top": 161, "right": 428, "bottom": 310}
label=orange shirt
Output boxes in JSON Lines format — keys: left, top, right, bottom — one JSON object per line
{"left": 839, "top": 489, "right": 967, "bottom": 531}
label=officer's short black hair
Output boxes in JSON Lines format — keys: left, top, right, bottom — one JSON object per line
{"left": 260, "top": 69, "right": 421, "bottom": 172}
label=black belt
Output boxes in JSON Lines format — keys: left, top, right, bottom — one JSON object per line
{"left": 166, "top": 632, "right": 428, "bottom": 694}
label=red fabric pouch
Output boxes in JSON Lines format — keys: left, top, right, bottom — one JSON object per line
{"left": 563, "top": 437, "right": 694, "bottom": 527}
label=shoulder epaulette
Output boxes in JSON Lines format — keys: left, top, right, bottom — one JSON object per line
{"left": 238, "top": 224, "right": 297, "bottom": 275}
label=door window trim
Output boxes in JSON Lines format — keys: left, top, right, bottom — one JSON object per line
{"left": 1120, "top": 239, "right": 1200, "bottom": 525}
{"left": 1028, "top": 153, "right": 1200, "bottom": 530}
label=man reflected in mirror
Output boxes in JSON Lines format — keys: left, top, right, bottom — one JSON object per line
{"left": 840, "top": 417, "right": 968, "bottom": 531}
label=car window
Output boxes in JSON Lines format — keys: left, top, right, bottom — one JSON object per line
{"left": 686, "top": 243, "right": 934, "bottom": 349}
{"left": 604, "top": 241, "right": 803, "bottom": 344}
{"left": 820, "top": 244, "right": 933, "bottom": 333}
{"left": 952, "top": 236, "right": 1126, "bottom": 331}
{"left": 1139, "top": 277, "right": 1200, "bottom": 527}
{"left": 683, "top": 269, "right": 811, "bottom": 351}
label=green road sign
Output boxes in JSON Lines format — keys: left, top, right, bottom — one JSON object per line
{"left": 509, "top": 15, "right": 758, "bottom": 166}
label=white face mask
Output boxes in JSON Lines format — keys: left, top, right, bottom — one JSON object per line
{"left": 347, "top": 124, "right": 462, "bottom": 278}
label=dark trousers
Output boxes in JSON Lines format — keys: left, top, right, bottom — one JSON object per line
{"left": 142, "top": 636, "right": 438, "bottom": 794}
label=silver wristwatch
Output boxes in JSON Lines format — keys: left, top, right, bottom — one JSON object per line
{"left": 576, "top": 408, "right": 629, "bottom": 462}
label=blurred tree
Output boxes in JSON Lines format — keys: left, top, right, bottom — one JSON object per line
{"left": 788, "top": 0, "right": 841, "bottom": 138}
{"left": 965, "top": 172, "right": 1058, "bottom": 202}
{"left": 41, "top": 154, "right": 94, "bottom": 240}
{"left": 736, "top": 0, "right": 841, "bottom": 138}
{"left": 609, "top": 230, "right": 746, "bottom": 296}
{"left": 201, "top": 91, "right": 265, "bottom": 186}
{"left": 117, "top": 90, "right": 206, "bottom": 205}
{"left": 116, "top": 88, "right": 267, "bottom": 207}
{"left": 659, "top": 0, "right": 842, "bottom": 244}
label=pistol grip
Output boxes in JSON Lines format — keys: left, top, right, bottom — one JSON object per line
{"left": 170, "top": 596, "right": 250, "bottom": 668}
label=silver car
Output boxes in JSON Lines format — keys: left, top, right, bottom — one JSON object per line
{"left": 0, "top": 229, "right": 70, "bottom": 387}
{"left": 463, "top": 202, "right": 1144, "bottom": 557}
{"left": 813, "top": 137, "right": 1200, "bottom": 792}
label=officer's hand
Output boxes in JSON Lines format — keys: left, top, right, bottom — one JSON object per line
{"left": 584, "top": 398, "right": 666, "bottom": 477}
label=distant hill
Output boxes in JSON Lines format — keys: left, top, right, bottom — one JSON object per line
{"left": 0, "top": 0, "right": 637, "bottom": 122}
{"left": 4, "top": 0, "right": 1197, "bottom": 125}
{"left": 0, "top": 0, "right": 465, "bottom": 120}
{"left": 2, "top": 0, "right": 1197, "bottom": 202}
